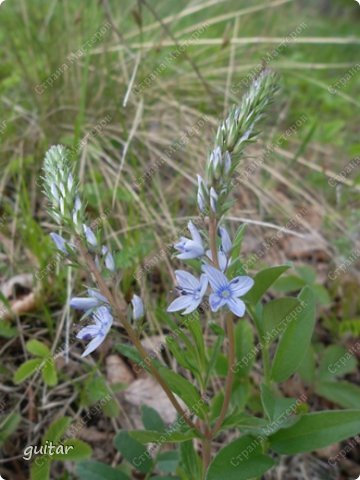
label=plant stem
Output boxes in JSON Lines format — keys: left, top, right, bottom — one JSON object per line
{"left": 211, "top": 315, "right": 235, "bottom": 436}
{"left": 202, "top": 425, "right": 212, "bottom": 479}
{"left": 77, "top": 239, "right": 201, "bottom": 435}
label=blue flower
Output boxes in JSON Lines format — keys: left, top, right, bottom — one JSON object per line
{"left": 202, "top": 264, "right": 254, "bottom": 317}
{"left": 50, "top": 233, "right": 71, "bottom": 254}
{"left": 76, "top": 306, "right": 113, "bottom": 357}
{"left": 131, "top": 294, "right": 144, "bottom": 320}
{"left": 209, "top": 146, "right": 222, "bottom": 171}
{"left": 223, "top": 151, "right": 231, "bottom": 175}
{"left": 218, "top": 226, "right": 232, "bottom": 255}
{"left": 205, "top": 227, "right": 233, "bottom": 272}
{"left": 102, "top": 246, "right": 115, "bottom": 272}
{"left": 70, "top": 289, "right": 108, "bottom": 312}
{"left": 197, "top": 175, "right": 208, "bottom": 212}
{"left": 167, "top": 270, "right": 208, "bottom": 315}
{"left": 206, "top": 249, "right": 228, "bottom": 272}
{"left": 83, "top": 224, "right": 97, "bottom": 247}
{"left": 210, "top": 187, "right": 218, "bottom": 212}
{"left": 174, "top": 221, "right": 205, "bottom": 259}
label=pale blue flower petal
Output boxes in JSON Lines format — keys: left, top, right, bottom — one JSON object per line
{"left": 106, "top": 252, "right": 115, "bottom": 271}
{"left": 188, "top": 221, "right": 202, "bottom": 246}
{"left": 199, "top": 274, "right": 209, "bottom": 297}
{"left": 210, "top": 187, "right": 218, "bottom": 213}
{"left": 202, "top": 264, "right": 228, "bottom": 290}
{"left": 81, "top": 334, "right": 106, "bottom": 357}
{"left": 229, "top": 276, "right": 254, "bottom": 296}
{"left": 167, "top": 295, "right": 194, "bottom": 313}
{"left": 182, "top": 296, "right": 203, "bottom": 315}
{"left": 88, "top": 289, "right": 108, "bottom": 303}
{"left": 175, "top": 240, "right": 204, "bottom": 259}
{"left": 131, "top": 294, "right": 144, "bottom": 320}
{"left": 76, "top": 325, "right": 99, "bottom": 340}
{"left": 227, "top": 298, "right": 246, "bottom": 317}
{"left": 70, "top": 297, "right": 100, "bottom": 310}
{"left": 175, "top": 270, "right": 199, "bottom": 291}
{"left": 218, "top": 226, "right": 232, "bottom": 254}
{"left": 83, "top": 224, "right": 97, "bottom": 246}
{"left": 50, "top": 233, "right": 68, "bottom": 254}
{"left": 94, "top": 306, "right": 113, "bottom": 327}
{"left": 209, "top": 293, "right": 226, "bottom": 312}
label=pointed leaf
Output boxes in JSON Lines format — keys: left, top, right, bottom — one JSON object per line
{"left": 114, "top": 431, "right": 153, "bottom": 473}
{"left": 76, "top": 460, "right": 130, "bottom": 480}
{"left": 206, "top": 435, "right": 275, "bottom": 480}
{"left": 244, "top": 265, "right": 291, "bottom": 305}
{"left": 271, "top": 287, "right": 316, "bottom": 382}
{"left": 13, "top": 358, "right": 43, "bottom": 384}
{"left": 270, "top": 410, "right": 360, "bottom": 454}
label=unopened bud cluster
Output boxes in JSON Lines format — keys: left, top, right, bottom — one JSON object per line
{"left": 43, "top": 145, "right": 84, "bottom": 231}
{"left": 197, "top": 70, "right": 278, "bottom": 217}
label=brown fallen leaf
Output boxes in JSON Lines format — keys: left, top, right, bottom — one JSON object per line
{"left": 106, "top": 354, "right": 134, "bottom": 386}
{"left": 0, "top": 273, "right": 39, "bottom": 320}
{"left": 124, "top": 375, "right": 184, "bottom": 424}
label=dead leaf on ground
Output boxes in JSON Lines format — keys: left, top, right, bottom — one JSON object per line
{"left": 124, "top": 375, "right": 183, "bottom": 425}
{"left": 0, "top": 273, "right": 39, "bottom": 320}
{"left": 106, "top": 354, "right": 134, "bottom": 386}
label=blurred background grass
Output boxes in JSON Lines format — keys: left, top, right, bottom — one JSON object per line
{"left": 0, "top": 0, "right": 360, "bottom": 478}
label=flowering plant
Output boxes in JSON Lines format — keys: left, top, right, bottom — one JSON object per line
{"left": 41, "top": 71, "right": 360, "bottom": 480}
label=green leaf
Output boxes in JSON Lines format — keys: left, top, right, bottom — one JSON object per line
{"left": 129, "top": 429, "right": 196, "bottom": 444}
{"left": 273, "top": 275, "right": 306, "bottom": 293}
{"left": 115, "top": 343, "right": 143, "bottom": 366}
{"left": 51, "top": 438, "right": 92, "bottom": 460}
{"left": 76, "top": 460, "right": 130, "bottom": 480}
{"left": 271, "top": 287, "right": 316, "bottom": 383}
{"left": 315, "top": 381, "right": 360, "bottom": 409}
{"left": 296, "top": 345, "right": 316, "bottom": 384}
{"left": 81, "top": 376, "right": 120, "bottom": 417}
{"left": 141, "top": 405, "right": 165, "bottom": 432}
{"left": 156, "top": 450, "right": 179, "bottom": 474}
{"left": 30, "top": 456, "right": 51, "bottom": 480}
{"left": 42, "top": 359, "right": 58, "bottom": 386}
{"left": 151, "top": 477, "right": 180, "bottom": 480}
{"left": 26, "top": 339, "right": 50, "bottom": 357}
{"left": 43, "top": 417, "right": 71, "bottom": 444}
{"left": 270, "top": 410, "right": 360, "bottom": 454}
{"left": 0, "top": 412, "right": 21, "bottom": 446}
{"left": 187, "top": 312, "right": 206, "bottom": 369}
{"left": 262, "top": 297, "right": 300, "bottom": 339}
{"left": 296, "top": 266, "right": 316, "bottom": 284}
{"left": 206, "top": 435, "right": 276, "bottom": 480}
{"left": 319, "top": 345, "right": 357, "bottom": 380}
{"left": 234, "top": 321, "right": 254, "bottom": 376}
{"left": 13, "top": 358, "right": 43, "bottom": 384}
{"left": 312, "top": 284, "right": 331, "bottom": 306}
{"left": 114, "top": 431, "right": 153, "bottom": 473}
{"left": 180, "top": 440, "right": 203, "bottom": 480}
{"left": 205, "top": 333, "right": 224, "bottom": 386}
{"left": 166, "top": 336, "right": 199, "bottom": 376}
{"left": 0, "top": 320, "right": 17, "bottom": 338}
{"left": 158, "top": 367, "right": 207, "bottom": 419}
{"left": 244, "top": 265, "right": 291, "bottom": 305}
{"left": 260, "top": 384, "right": 302, "bottom": 424}
{"left": 222, "top": 412, "right": 268, "bottom": 432}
